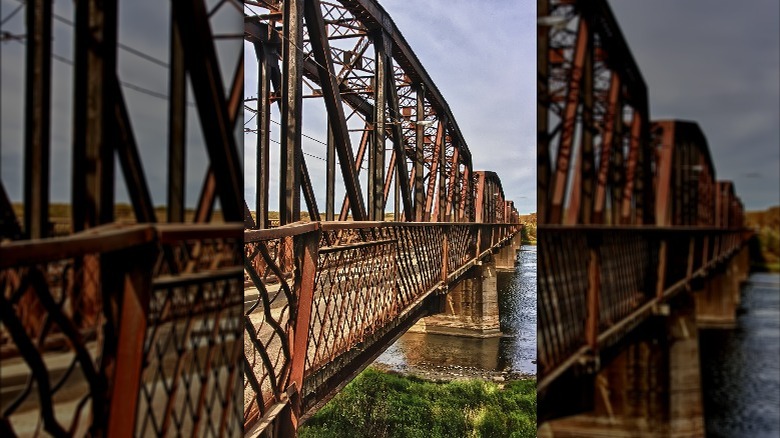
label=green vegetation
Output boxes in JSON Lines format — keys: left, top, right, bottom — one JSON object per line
{"left": 518, "top": 213, "right": 536, "bottom": 245}
{"left": 299, "top": 368, "right": 536, "bottom": 438}
{"left": 745, "top": 206, "right": 780, "bottom": 272}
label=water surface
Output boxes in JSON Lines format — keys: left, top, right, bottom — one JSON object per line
{"left": 375, "top": 245, "right": 537, "bottom": 375}
{"left": 700, "top": 273, "right": 780, "bottom": 437}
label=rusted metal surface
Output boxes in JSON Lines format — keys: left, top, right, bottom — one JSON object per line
{"left": 0, "top": 224, "right": 243, "bottom": 436}
{"left": 243, "top": 220, "right": 520, "bottom": 435}
{"left": 537, "top": 226, "right": 747, "bottom": 391}
{"left": 242, "top": 1, "right": 521, "bottom": 435}
{"left": 537, "top": 0, "right": 751, "bottom": 423}
{"left": 243, "top": 0, "right": 517, "bottom": 226}
{"left": 1, "top": 0, "right": 245, "bottom": 435}
{"left": 539, "top": 0, "right": 652, "bottom": 226}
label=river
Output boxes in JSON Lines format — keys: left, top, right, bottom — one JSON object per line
{"left": 699, "top": 272, "right": 780, "bottom": 437}
{"left": 374, "top": 245, "right": 537, "bottom": 376}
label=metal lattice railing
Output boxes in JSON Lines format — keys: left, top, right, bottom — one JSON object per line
{"left": 0, "top": 224, "right": 243, "bottom": 437}
{"left": 242, "top": 221, "right": 520, "bottom": 435}
{"left": 537, "top": 226, "right": 750, "bottom": 391}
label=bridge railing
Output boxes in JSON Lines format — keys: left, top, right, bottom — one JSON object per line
{"left": 537, "top": 225, "right": 749, "bottom": 391}
{"left": 0, "top": 224, "right": 243, "bottom": 436}
{"left": 243, "top": 221, "right": 520, "bottom": 435}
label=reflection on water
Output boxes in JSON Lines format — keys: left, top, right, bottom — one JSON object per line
{"left": 700, "top": 273, "right": 780, "bottom": 437}
{"left": 375, "top": 245, "right": 537, "bottom": 375}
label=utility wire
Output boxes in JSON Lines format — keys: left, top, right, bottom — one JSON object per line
{"left": 11, "top": 0, "right": 169, "bottom": 68}
{"left": 7, "top": 37, "right": 195, "bottom": 106}
{"left": 1, "top": 3, "right": 23, "bottom": 26}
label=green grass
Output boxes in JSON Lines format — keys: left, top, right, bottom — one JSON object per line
{"left": 299, "top": 368, "right": 536, "bottom": 438}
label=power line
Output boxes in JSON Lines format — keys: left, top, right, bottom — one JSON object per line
{"left": 6, "top": 37, "right": 194, "bottom": 106}
{"left": 1, "top": 3, "right": 23, "bottom": 26}
{"left": 11, "top": 0, "right": 169, "bottom": 68}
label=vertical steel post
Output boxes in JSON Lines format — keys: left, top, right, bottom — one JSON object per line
{"left": 72, "top": 0, "right": 117, "bottom": 230}
{"left": 280, "top": 0, "right": 304, "bottom": 224}
{"left": 370, "top": 31, "right": 387, "bottom": 221}
{"left": 257, "top": 39, "right": 272, "bottom": 228}
{"left": 279, "top": 228, "right": 320, "bottom": 435}
{"left": 537, "top": 0, "right": 550, "bottom": 223}
{"left": 24, "top": 0, "right": 52, "bottom": 239}
{"left": 585, "top": 236, "right": 601, "bottom": 349}
{"left": 549, "top": 16, "right": 588, "bottom": 224}
{"left": 414, "top": 85, "right": 425, "bottom": 221}
{"left": 167, "top": 14, "right": 186, "bottom": 223}
{"left": 326, "top": 124, "right": 336, "bottom": 221}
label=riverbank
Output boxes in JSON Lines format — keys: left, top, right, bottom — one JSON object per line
{"left": 372, "top": 361, "right": 535, "bottom": 383}
{"left": 299, "top": 367, "right": 536, "bottom": 438}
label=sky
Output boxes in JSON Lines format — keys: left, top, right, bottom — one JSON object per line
{"left": 609, "top": 0, "right": 780, "bottom": 211}
{"left": 379, "top": 0, "right": 537, "bottom": 214}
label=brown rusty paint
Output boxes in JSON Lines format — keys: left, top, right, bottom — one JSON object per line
{"left": 619, "top": 110, "right": 643, "bottom": 223}
{"left": 592, "top": 73, "right": 621, "bottom": 223}
{"left": 549, "top": 17, "right": 589, "bottom": 224}
{"left": 586, "top": 246, "right": 600, "bottom": 349}
{"left": 654, "top": 121, "right": 675, "bottom": 226}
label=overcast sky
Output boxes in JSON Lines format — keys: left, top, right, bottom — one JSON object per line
{"left": 609, "top": 0, "right": 780, "bottom": 211}
{"left": 380, "top": 0, "right": 537, "bottom": 214}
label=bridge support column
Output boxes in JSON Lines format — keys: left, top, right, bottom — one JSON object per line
{"left": 540, "top": 294, "right": 705, "bottom": 437}
{"left": 413, "top": 257, "right": 501, "bottom": 337}
{"left": 695, "top": 246, "right": 748, "bottom": 328}
{"left": 495, "top": 237, "right": 520, "bottom": 272}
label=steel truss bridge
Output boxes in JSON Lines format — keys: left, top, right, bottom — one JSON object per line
{"left": 242, "top": 0, "right": 520, "bottom": 435}
{"left": 0, "top": 0, "right": 521, "bottom": 436}
{"left": 537, "top": 0, "right": 751, "bottom": 434}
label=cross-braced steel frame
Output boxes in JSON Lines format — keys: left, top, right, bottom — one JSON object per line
{"left": 1, "top": 0, "right": 246, "bottom": 436}
{"left": 537, "top": 0, "right": 750, "bottom": 422}
{"left": 242, "top": 0, "right": 522, "bottom": 435}
{"left": 243, "top": 0, "right": 519, "bottom": 228}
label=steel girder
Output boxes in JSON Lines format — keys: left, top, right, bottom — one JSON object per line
{"left": 538, "top": 0, "right": 653, "bottom": 226}
{"left": 1, "top": 0, "right": 246, "bottom": 435}
{"left": 244, "top": 0, "right": 518, "bottom": 227}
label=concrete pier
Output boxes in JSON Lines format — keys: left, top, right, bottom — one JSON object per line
{"left": 413, "top": 237, "right": 521, "bottom": 337}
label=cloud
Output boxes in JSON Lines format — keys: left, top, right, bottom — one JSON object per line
{"left": 610, "top": 0, "right": 780, "bottom": 210}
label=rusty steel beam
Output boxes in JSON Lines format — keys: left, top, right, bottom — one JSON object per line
{"left": 537, "top": 0, "right": 550, "bottom": 223}
{"left": 72, "top": 0, "right": 117, "bottom": 231}
{"left": 304, "top": 0, "right": 366, "bottom": 221}
{"left": 326, "top": 125, "right": 336, "bottom": 221}
{"left": 173, "top": 0, "right": 243, "bottom": 223}
{"left": 336, "top": 0, "right": 473, "bottom": 168}
{"left": 256, "top": 39, "right": 273, "bottom": 228}
{"left": 167, "top": 14, "right": 186, "bottom": 224}
{"left": 549, "top": 17, "right": 588, "bottom": 224}
{"left": 193, "top": 55, "right": 244, "bottom": 223}
{"left": 279, "top": 0, "right": 304, "bottom": 224}
{"left": 619, "top": 111, "right": 642, "bottom": 223}
{"left": 114, "top": 81, "right": 157, "bottom": 224}
{"left": 424, "top": 120, "right": 445, "bottom": 221}
{"left": 592, "top": 74, "right": 620, "bottom": 224}
{"left": 414, "top": 85, "right": 426, "bottom": 221}
{"left": 384, "top": 56, "right": 414, "bottom": 221}
{"left": 369, "top": 31, "right": 388, "bottom": 221}
{"left": 23, "top": 0, "right": 52, "bottom": 239}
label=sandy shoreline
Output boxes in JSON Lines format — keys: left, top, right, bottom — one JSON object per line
{"left": 371, "top": 361, "right": 536, "bottom": 383}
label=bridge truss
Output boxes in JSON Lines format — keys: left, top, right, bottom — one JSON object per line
{"left": 537, "top": 0, "right": 750, "bottom": 423}
{"left": 1, "top": 0, "right": 245, "bottom": 435}
{"left": 242, "top": 0, "right": 521, "bottom": 435}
